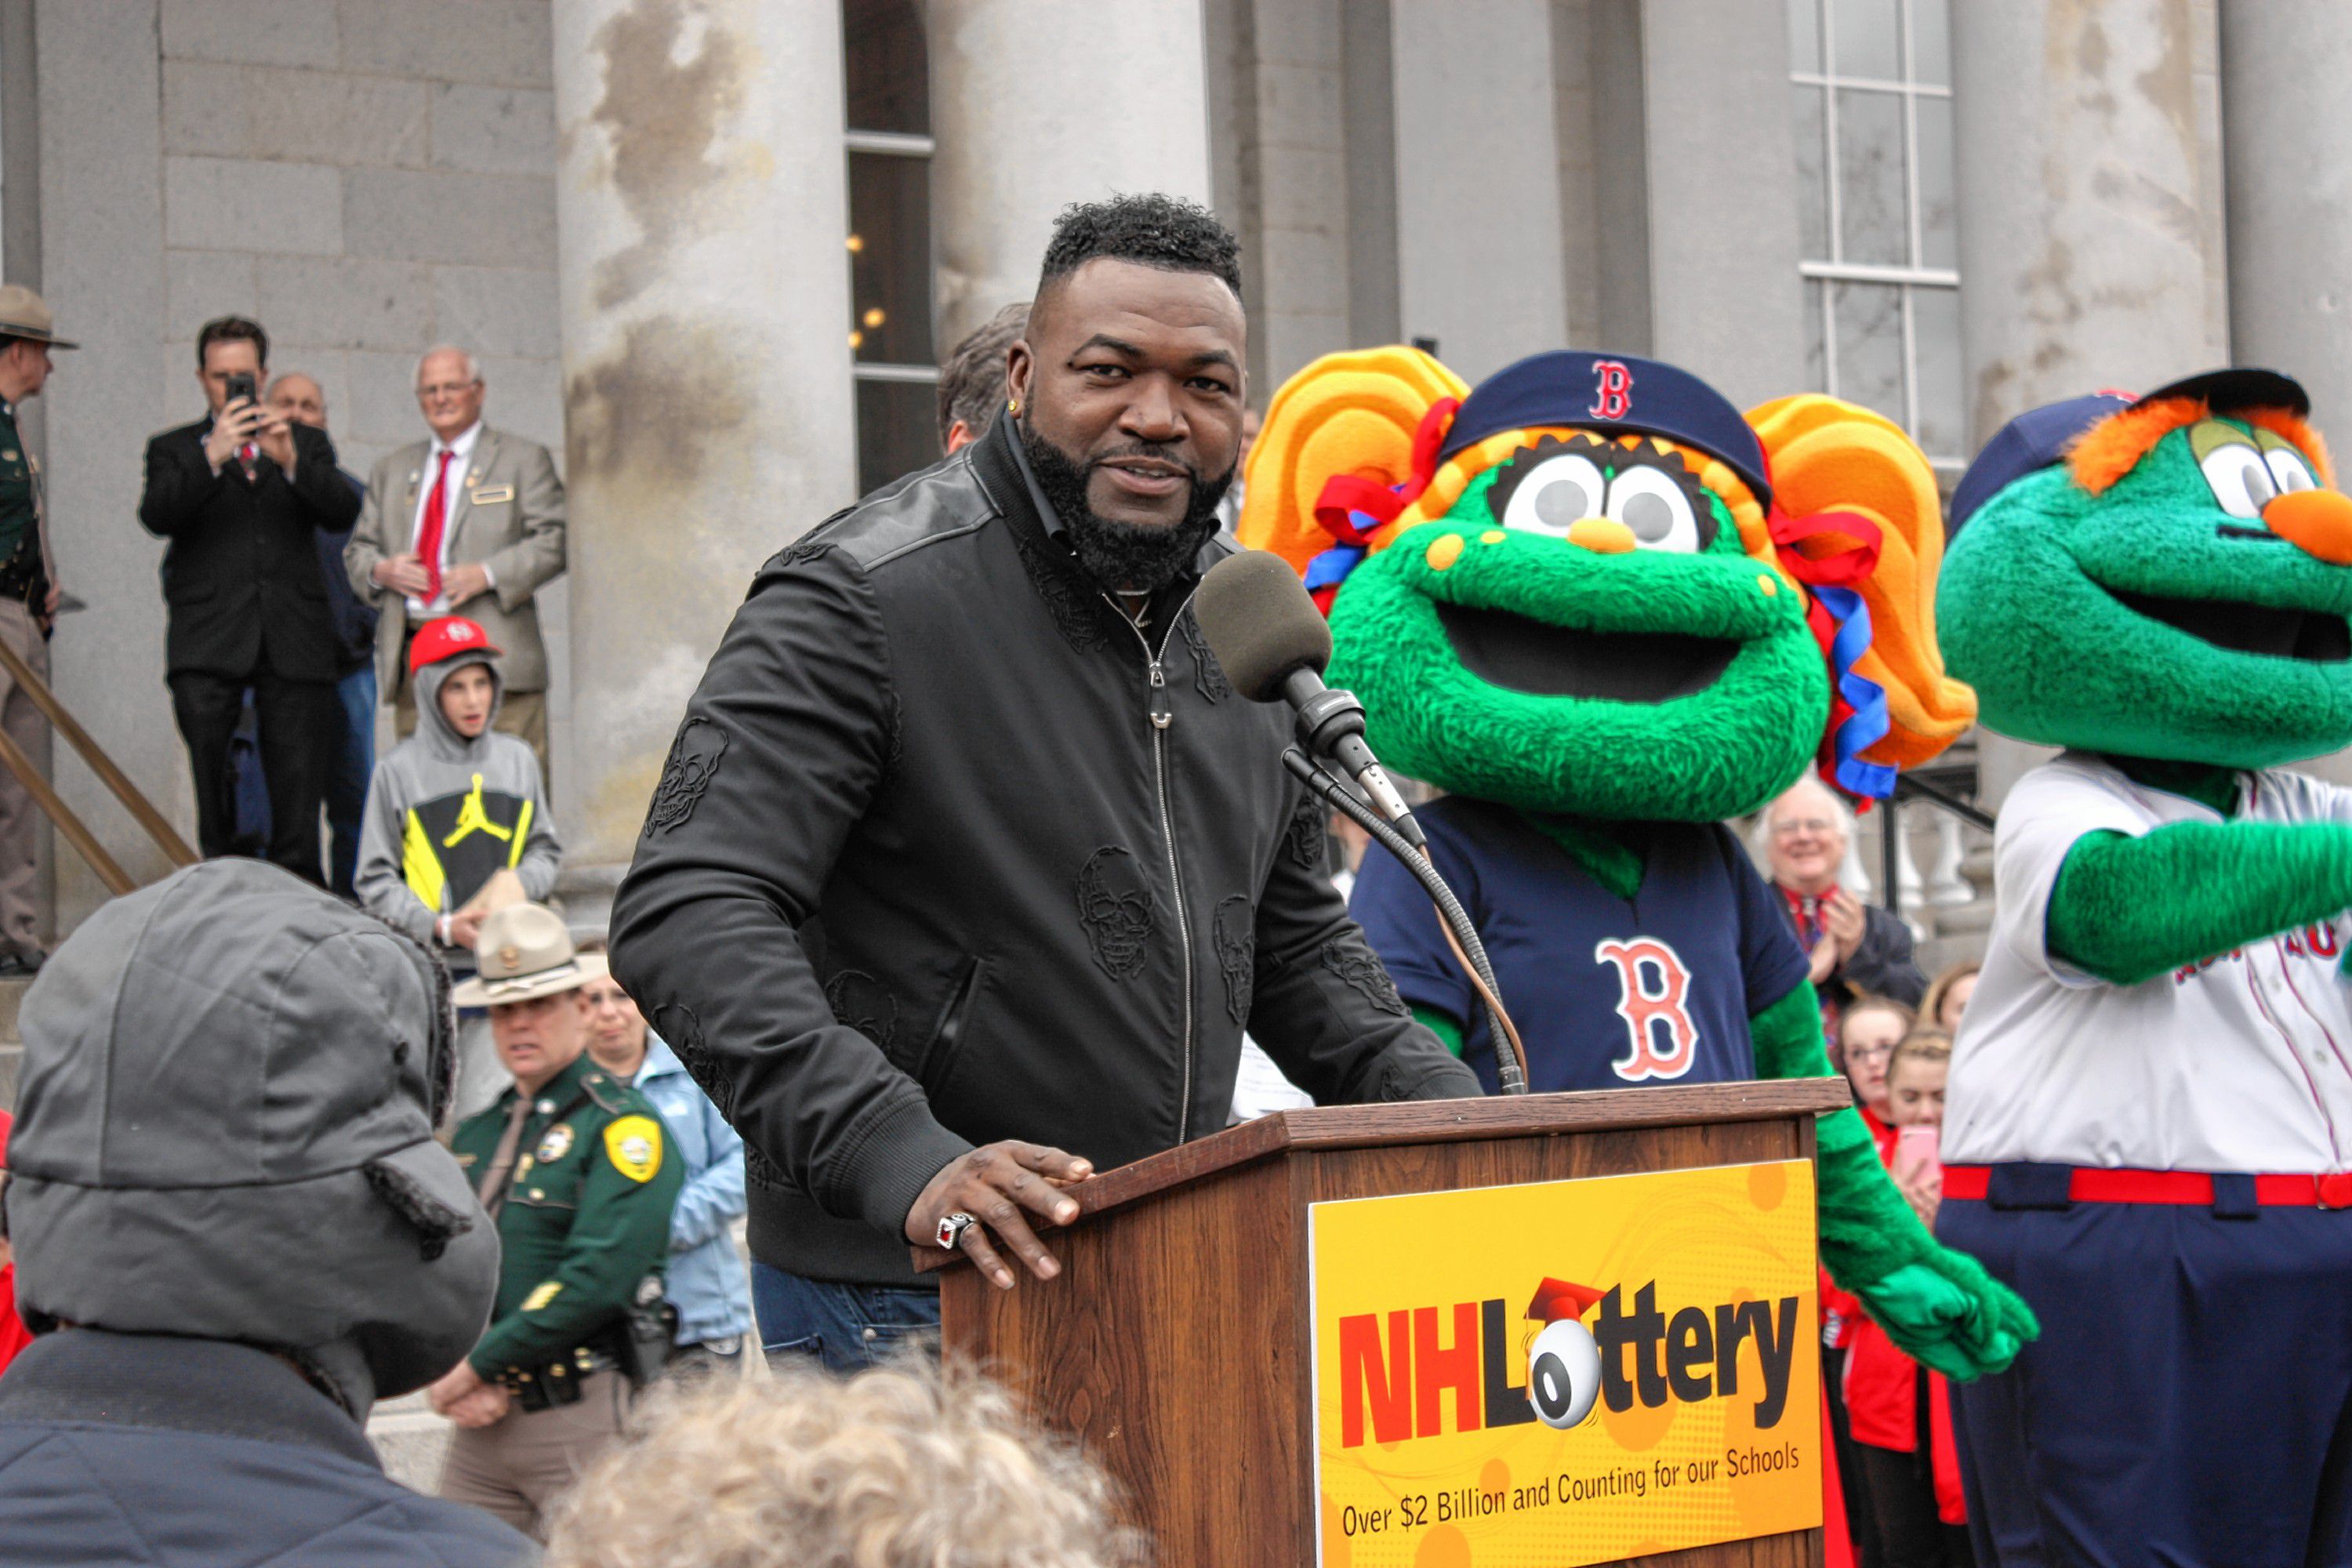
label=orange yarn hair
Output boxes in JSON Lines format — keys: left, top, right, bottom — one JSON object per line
{"left": 1236, "top": 346, "right": 1468, "bottom": 570}
{"left": 1748, "top": 394, "right": 1977, "bottom": 770}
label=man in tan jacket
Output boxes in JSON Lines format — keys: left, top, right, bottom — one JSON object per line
{"left": 345, "top": 346, "right": 564, "bottom": 779}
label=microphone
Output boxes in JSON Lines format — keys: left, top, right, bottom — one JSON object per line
{"left": 1195, "top": 548, "right": 1530, "bottom": 1094}
{"left": 1194, "top": 551, "right": 1424, "bottom": 848}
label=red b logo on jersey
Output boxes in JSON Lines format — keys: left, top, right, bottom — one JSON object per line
{"left": 1594, "top": 938, "right": 1697, "bottom": 1080}
{"left": 1588, "top": 359, "right": 1634, "bottom": 420}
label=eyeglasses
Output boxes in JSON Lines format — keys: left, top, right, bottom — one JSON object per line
{"left": 1771, "top": 818, "right": 1840, "bottom": 839}
{"left": 1843, "top": 1040, "right": 1894, "bottom": 1062}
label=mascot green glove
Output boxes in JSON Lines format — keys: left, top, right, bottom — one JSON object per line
{"left": 1934, "top": 370, "right": 2352, "bottom": 1565}
{"left": 1236, "top": 348, "right": 2031, "bottom": 1382}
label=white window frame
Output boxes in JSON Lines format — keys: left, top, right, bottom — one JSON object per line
{"left": 1791, "top": 0, "right": 1958, "bottom": 465}
{"left": 846, "top": 128, "right": 938, "bottom": 396}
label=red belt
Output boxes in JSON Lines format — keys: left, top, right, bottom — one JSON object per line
{"left": 1942, "top": 1164, "right": 2352, "bottom": 1209}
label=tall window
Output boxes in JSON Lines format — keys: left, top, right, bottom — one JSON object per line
{"left": 1788, "top": 0, "right": 1961, "bottom": 469}
{"left": 845, "top": 0, "right": 936, "bottom": 493}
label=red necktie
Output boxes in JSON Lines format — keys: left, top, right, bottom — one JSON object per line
{"left": 418, "top": 449, "right": 454, "bottom": 601}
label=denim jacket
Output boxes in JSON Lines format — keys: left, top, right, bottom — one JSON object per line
{"left": 633, "top": 1035, "right": 753, "bottom": 1346}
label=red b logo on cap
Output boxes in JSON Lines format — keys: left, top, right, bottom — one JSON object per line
{"left": 1589, "top": 359, "right": 1633, "bottom": 420}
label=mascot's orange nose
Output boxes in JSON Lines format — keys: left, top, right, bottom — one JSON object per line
{"left": 1565, "top": 518, "right": 1638, "bottom": 554}
{"left": 2264, "top": 488, "right": 2352, "bottom": 565}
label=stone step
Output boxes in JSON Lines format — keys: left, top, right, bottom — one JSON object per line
{"left": 1915, "top": 927, "right": 1988, "bottom": 979}
{"left": 368, "top": 1395, "right": 452, "bottom": 1494}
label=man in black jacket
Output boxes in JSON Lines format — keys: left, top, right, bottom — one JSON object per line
{"left": 612, "top": 196, "right": 1479, "bottom": 1370}
{"left": 139, "top": 316, "right": 359, "bottom": 883}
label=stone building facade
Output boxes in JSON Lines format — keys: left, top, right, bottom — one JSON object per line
{"left": 4, "top": 0, "right": 2342, "bottom": 934}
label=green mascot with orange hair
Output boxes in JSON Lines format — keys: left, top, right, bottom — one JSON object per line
{"left": 1238, "top": 347, "right": 2032, "bottom": 1383}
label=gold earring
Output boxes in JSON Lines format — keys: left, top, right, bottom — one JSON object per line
{"left": 1007, "top": 397, "right": 1020, "bottom": 416}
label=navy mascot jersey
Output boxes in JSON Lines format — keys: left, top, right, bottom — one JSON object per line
{"left": 1350, "top": 797, "right": 1811, "bottom": 1094}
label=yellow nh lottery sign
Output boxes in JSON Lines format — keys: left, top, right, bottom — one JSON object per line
{"left": 1308, "top": 1161, "right": 1821, "bottom": 1566}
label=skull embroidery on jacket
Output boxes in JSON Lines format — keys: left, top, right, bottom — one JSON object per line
{"left": 645, "top": 717, "right": 729, "bottom": 836}
{"left": 1076, "top": 846, "right": 1155, "bottom": 981}
{"left": 1214, "top": 895, "right": 1254, "bottom": 1025}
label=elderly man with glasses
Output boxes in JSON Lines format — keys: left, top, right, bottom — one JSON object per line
{"left": 1757, "top": 774, "right": 1927, "bottom": 1029}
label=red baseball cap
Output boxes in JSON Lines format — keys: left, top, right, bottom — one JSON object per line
{"left": 408, "top": 615, "right": 503, "bottom": 676}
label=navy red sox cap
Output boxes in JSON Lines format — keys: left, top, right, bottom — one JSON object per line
{"left": 1438, "top": 350, "right": 1774, "bottom": 511}
{"left": 1946, "top": 368, "right": 2311, "bottom": 541}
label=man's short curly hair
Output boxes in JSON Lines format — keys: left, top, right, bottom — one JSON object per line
{"left": 1038, "top": 191, "right": 1242, "bottom": 300}
{"left": 541, "top": 1359, "right": 1145, "bottom": 1568}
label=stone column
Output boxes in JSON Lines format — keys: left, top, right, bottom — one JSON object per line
{"left": 928, "top": 0, "right": 1214, "bottom": 352}
{"left": 2223, "top": 5, "right": 2352, "bottom": 430}
{"left": 553, "top": 0, "right": 858, "bottom": 895}
{"left": 36, "top": 0, "right": 180, "bottom": 929}
{"left": 1389, "top": 0, "right": 1566, "bottom": 385}
{"left": 2221, "top": 3, "right": 2352, "bottom": 788}
{"left": 1949, "top": 0, "right": 2227, "bottom": 805}
{"left": 1635, "top": 0, "right": 1809, "bottom": 410}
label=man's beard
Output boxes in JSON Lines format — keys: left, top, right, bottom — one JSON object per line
{"left": 1020, "top": 418, "right": 1233, "bottom": 594}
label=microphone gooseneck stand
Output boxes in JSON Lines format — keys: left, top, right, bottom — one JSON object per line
{"left": 1281, "top": 746, "right": 1532, "bottom": 1095}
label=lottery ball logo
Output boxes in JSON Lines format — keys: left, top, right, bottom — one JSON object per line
{"left": 1530, "top": 1316, "right": 1602, "bottom": 1428}
{"left": 1526, "top": 1277, "right": 1606, "bottom": 1428}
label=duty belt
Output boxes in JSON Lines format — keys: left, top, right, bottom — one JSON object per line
{"left": 497, "top": 1343, "right": 620, "bottom": 1412}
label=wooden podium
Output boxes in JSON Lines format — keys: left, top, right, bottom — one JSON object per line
{"left": 920, "top": 1078, "right": 1849, "bottom": 1567}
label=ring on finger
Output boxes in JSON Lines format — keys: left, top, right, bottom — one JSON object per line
{"left": 935, "top": 1210, "right": 978, "bottom": 1251}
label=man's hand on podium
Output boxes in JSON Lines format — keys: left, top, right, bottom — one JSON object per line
{"left": 907, "top": 1141, "right": 1095, "bottom": 1290}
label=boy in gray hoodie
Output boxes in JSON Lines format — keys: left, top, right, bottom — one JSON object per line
{"left": 357, "top": 614, "right": 560, "bottom": 961}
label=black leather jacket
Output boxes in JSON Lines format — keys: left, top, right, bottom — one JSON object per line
{"left": 612, "top": 418, "right": 1479, "bottom": 1285}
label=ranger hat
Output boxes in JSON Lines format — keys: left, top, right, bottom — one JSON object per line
{"left": 452, "top": 901, "right": 607, "bottom": 1008}
{"left": 0, "top": 285, "right": 78, "bottom": 350}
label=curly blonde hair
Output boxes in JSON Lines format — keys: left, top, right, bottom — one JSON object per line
{"left": 542, "top": 1358, "right": 1145, "bottom": 1568}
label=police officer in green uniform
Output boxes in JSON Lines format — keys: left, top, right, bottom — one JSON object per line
{"left": 428, "top": 900, "right": 683, "bottom": 1541}
{"left": 0, "top": 285, "right": 71, "bottom": 976}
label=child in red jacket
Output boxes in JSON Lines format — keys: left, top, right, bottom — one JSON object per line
{"left": 1845, "top": 1029, "right": 1970, "bottom": 1568}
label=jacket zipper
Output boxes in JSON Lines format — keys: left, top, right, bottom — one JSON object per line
{"left": 1103, "top": 586, "right": 1201, "bottom": 1142}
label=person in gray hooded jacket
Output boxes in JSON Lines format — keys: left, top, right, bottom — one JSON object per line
{"left": 357, "top": 613, "right": 559, "bottom": 957}
{"left": 0, "top": 858, "right": 531, "bottom": 1566}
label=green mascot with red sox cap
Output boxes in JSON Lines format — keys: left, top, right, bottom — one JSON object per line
{"left": 1934, "top": 369, "right": 2352, "bottom": 1566}
{"left": 1236, "top": 347, "right": 2034, "bottom": 1400}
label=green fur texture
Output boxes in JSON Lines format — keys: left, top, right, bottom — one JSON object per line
{"left": 1330, "top": 517, "right": 1827, "bottom": 822}
{"left": 1940, "top": 424, "right": 2352, "bottom": 768}
{"left": 1747, "top": 979, "right": 2034, "bottom": 1379}
{"left": 2049, "top": 819, "right": 2352, "bottom": 985}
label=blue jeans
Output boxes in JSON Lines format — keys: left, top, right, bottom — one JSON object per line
{"left": 325, "top": 664, "right": 376, "bottom": 898}
{"left": 750, "top": 1261, "right": 939, "bottom": 1374}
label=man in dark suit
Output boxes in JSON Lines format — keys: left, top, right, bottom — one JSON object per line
{"left": 139, "top": 316, "right": 360, "bottom": 882}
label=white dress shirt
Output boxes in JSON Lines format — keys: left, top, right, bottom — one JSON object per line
{"left": 1946, "top": 753, "right": 2352, "bottom": 1174}
{"left": 405, "top": 421, "right": 484, "bottom": 617}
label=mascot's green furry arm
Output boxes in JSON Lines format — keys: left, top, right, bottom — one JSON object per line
{"left": 2050, "top": 818, "right": 2352, "bottom": 985}
{"left": 1751, "top": 980, "right": 2034, "bottom": 1377}
{"left": 1238, "top": 347, "right": 2032, "bottom": 1379}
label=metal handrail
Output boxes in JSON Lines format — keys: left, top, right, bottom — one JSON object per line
{"left": 0, "top": 632, "right": 198, "bottom": 895}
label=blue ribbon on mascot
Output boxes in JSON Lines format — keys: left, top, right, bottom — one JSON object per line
{"left": 1769, "top": 505, "right": 1895, "bottom": 804}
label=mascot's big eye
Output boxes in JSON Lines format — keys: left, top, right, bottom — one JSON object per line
{"left": 2201, "top": 443, "right": 2278, "bottom": 518}
{"left": 1604, "top": 466, "right": 1702, "bottom": 553}
{"left": 2264, "top": 445, "right": 2319, "bottom": 498}
{"left": 1498, "top": 452, "right": 1607, "bottom": 536}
